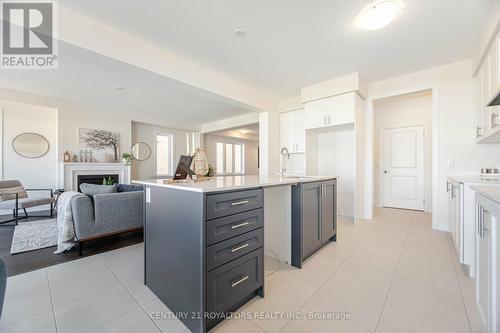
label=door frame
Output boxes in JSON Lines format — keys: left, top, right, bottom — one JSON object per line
{"left": 379, "top": 125, "right": 425, "bottom": 211}
{"left": 365, "top": 86, "right": 440, "bottom": 230}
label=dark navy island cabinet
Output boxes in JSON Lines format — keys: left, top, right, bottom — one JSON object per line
{"left": 143, "top": 186, "right": 264, "bottom": 333}
{"left": 291, "top": 179, "right": 337, "bottom": 268}
{"left": 142, "top": 178, "right": 337, "bottom": 332}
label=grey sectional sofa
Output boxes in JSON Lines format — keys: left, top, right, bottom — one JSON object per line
{"left": 71, "top": 184, "right": 143, "bottom": 255}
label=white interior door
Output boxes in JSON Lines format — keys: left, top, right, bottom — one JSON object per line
{"left": 382, "top": 126, "right": 424, "bottom": 210}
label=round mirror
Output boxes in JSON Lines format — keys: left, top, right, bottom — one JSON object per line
{"left": 12, "top": 133, "right": 50, "bottom": 158}
{"left": 131, "top": 142, "right": 152, "bottom": 161}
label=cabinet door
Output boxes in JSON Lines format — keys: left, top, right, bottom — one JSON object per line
{"left": 481, "top": 58, "right": 491, "bottom": 135}
{"left": 321, "top": 180, "right": 336, "bottom": 243}
{"left": 477, "top": 206, "right": 492, "bottom": 332}
{"left": 280, "top": 111, "right": 293, "bottom": 150}
{"left": 474, "top": 74, "right": 483, "bottom": 138}
{"left": 326, "top": 93, "right": 355, "bottom": 126}
{"left": 294, "top": 109, "right": 306, "bottom": 152}
{"left": 304, "top": 99, "right": 327, "bottom": 129}
{"left": 302, "top": 182, "right": 322, "bottom": 259}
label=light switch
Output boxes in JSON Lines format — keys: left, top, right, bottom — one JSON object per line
{"left": 447, "top": 160, "right": 455, "bottom": 168}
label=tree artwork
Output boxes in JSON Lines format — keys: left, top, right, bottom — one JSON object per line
{"left": 79, "top": 129, "right": 120, "bottom": 163}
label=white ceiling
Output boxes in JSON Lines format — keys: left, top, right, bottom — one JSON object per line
{"left": 0, "top": 42, "right": 253, "bottom": 124}
{"left": 61, "top": 0, "right": 496, "bottom": 98}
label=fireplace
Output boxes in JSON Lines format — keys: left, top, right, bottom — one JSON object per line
{"left": 77, "top": 174, "right": 119, "bottom": 192}
{"left": 63, "top": 163, "right": 131, "bottom": 191}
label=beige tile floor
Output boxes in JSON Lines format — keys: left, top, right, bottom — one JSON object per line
{"left": 0, "top": 208, "right": 485, "bottom": 333}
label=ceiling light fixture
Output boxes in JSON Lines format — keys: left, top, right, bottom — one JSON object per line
{"left": 114, "top": 86, "right": 124, "bottom": 90}
{"left": 239, "top": 129, "right": 250, "bottom": 134}
{"left": 234, "top": 29, "right": 247, "bottom": 38}
{"left": 356, "top": 0, "right": 403, "bottom": 31}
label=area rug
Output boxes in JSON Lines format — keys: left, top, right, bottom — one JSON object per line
{"left": 10, "top": 218, "right": 58, "bottom": 254}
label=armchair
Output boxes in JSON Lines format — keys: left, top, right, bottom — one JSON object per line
{"left": 0, "top": 180, "right": 55, "bottom": 226}
{"left": 71, "top": 184, "right": 143, "bottom": 255}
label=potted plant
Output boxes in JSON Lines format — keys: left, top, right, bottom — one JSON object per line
{"left": 122, "top": 153, "right": 133, "bottom": 166}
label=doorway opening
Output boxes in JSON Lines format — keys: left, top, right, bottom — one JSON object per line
{"left": 201, "top": 123, "right": 260, "bottom": 176}
{"left": 373, "top": 90, "right": 433, "bottom": 212}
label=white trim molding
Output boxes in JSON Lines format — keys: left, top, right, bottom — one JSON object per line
{"left": 62, "top": 163, "right": 131, "bottom": 191}
{"left": 365, "top": 85, "right": 440, "bottom": 230}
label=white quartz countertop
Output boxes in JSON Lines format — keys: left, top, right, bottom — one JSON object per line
{"left": 448, "top": 175, "right": 500, "bottom": 184}
{"left": 133, "top": 175, "right": 336, "bottom": 193}
{"left": 471, "top": 185, "right": 500, "bottom": 204}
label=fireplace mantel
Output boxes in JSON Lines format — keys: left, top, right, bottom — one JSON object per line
{"left": 62, "top": 163, "right": 131, "bottom": 191}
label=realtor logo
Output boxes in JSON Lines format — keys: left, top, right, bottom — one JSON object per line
{"left": 1, "top": 1, "right": 58, "bottom": 69}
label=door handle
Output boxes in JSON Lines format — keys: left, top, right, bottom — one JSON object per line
{"left": 231, "top": 275, "right": 249, "bottom": 288}
{"left": 231, "top": 243, "right": 249, "bottom": 253}
{"left": 231, "top": 221, "right": 250, "bottom": 229}
{"left": 383, "top": 170, "right": 388, "bottom": 174}
{"left": 492, "top": 112, "right": 499, "bottom": 128}
{"left": 231, "top": 200, "right": 249, "bottom": 206}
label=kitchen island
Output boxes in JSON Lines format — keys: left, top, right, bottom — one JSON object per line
{"left": 134, "top": 175, "right": 337, "bottom": 332}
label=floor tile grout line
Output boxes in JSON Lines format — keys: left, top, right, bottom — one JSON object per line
{"left": 47, "top": 255, "right": 130, "bottom": 310}
{"left": 45, "top": 268, "right": 60, "bottom": 333}
{"left": 446, "top": 231, "right": 475, "bottom": 333}
{"left": 384, "top": 212, "right": 474, "bottom": 331}
{"left": 276, "top": 216, "right": 378, "bottom": 333}
{"left": 99, "top": 248, "right": 164, "bottom": 333}
{"left": 0, "top": 269, "right": 57, "bottom": 331}
{"left": 279, "top": 211, "right": 397, "bottom": 333}
{"left": 373, "top": 210, "right": 415, "bottom": 332}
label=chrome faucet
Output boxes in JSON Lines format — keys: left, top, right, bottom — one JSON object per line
{"left": 280, "top": 147, "right": 290, "bottom": 176}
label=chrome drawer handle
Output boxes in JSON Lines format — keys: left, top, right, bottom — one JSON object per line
{"left": 231, "top": 243, "right": 249, "bottom": 253}
{"left": 231, "top": 200, "right": 249, "bottom": 206}
{"left": 231, "top": 221, "right": 250, "bottom": 229}
{"left": 231, "top": 275, "right": 249, "bottom": 288}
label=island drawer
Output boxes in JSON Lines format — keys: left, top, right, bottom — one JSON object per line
{"left": 206, "top": 248, "right": 263, "bottom": 315}
{"left": 206, "top": 189, "right": 263, "bottom": 220}
{"left": 206, "top": 208, "right": 263, "bottom": 245}
{"left": 206, "top": 228, "right": 263, "bottom": 271}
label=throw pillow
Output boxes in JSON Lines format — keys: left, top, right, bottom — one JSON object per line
{"left": 0, "top": 186, "right": 28, "bottom": 201}
{"left": 79, "top": 183, "right": 116, "bottom": 197}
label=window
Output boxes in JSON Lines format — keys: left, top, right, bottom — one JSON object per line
{"left": 216, "top": 142, "right": 244, "bottom": 175}
{"left": 156, "top": 134, "right": 173, "bottom": 176}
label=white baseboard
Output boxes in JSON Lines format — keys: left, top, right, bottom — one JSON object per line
{"left": 433, "top": 224, "right": 450, "bottom": 232}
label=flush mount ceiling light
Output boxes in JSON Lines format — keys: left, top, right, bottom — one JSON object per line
{"left": 356, "top": 0, "right": 403, "bottom": 30}
{"left": 234, "top": 29, "right": 247, "bottom": 38}
{"left": 114, "top": 86, "right": 125, "bottom": 90}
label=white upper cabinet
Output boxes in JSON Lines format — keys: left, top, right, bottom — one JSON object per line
{"left": 280, "top": 108, "right": 305, "bottom": 153}
{"left": 304, "top": 98, "right": 327, "bottom": 129}
{"left": 304, "top": 92, "right": 355, "bottom": 130}
{"left": 475, "top": 30, "right": 500, "bottom": 143}
{"left": 326, "top": 93, "right": 355, "bottom": 126}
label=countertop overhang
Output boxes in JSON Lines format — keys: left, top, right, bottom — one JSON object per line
{"left": 471, "top": 185, "right": 500, "bottom": 205}
{"left": 133, "top": 175, "right": 336, "bottom": 193}
{"left": 448, "top": 175, "right": 500, "bottom": 184}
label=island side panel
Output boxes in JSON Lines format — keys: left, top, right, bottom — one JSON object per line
{"left": 144, "top": 185, "right": 205, "bottom": 333}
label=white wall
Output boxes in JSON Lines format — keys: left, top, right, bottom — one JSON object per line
{"left": 203, "top": 134, "right": 259, "bottom": 175}
{"left": 373, "top": 91, "right": 433, "bottom": 212}
{"left": 132, "top": 122, "right": 199, "bottom": 180}
{"left": 316, "top": 125, "right": 355, "bottom": 217}
{"left": 0, "top": 100, "right": 58, "bottom": 212}
{"left": 367, "top": 59, "right": 500, "bottom": 231}
{"left": 259, "top": 111, "right": 281, "bottom": 176}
